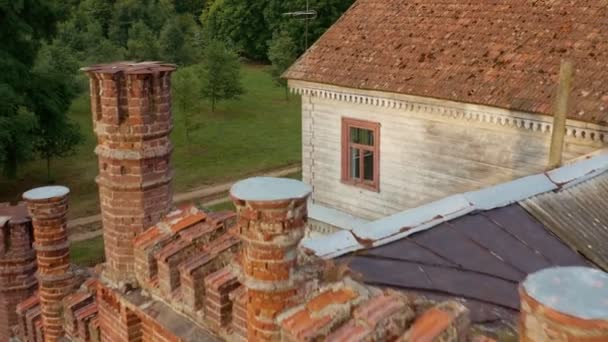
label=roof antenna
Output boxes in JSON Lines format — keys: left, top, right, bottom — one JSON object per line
{"left": 283, "top": 0, "right": 318, "bottom": 50}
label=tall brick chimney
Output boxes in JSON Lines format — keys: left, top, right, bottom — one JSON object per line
{"left": 230, "top": 177, "right": 312, "bottom": 340}
{"left": 23, "top": 186, "right": 75, "bottom": 341}
{"left": 82, "top": 62, "right": 176, "bottom": 285}
{"left": 519, "top": 267, "right": 608, "bottom": 341}
{"left": 0, "top": 203, "right": 37, "bottom": 341}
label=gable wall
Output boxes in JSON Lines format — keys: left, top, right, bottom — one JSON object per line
{"left": 294, "top": 80, "right": 607, "bottom": 220}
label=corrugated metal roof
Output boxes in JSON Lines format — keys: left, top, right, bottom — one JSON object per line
{"left": 303, "top": 150, "right": 608, "bottom": 259}
{"left": 520, "top": 171, "right": 608, "bottom": 271}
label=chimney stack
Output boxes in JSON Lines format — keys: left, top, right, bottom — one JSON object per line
{"left": 82, "top": 62, "right": 176, "bottom": 285}
{"left": 519, "top": 267, "right": 608, "bottom": 341}
{"left": 230, "top": 177, "right": 312, "bottom": 340}
{"left": 0, "top": 203, "right": 37, "bottom": 341}
{"left": 23, "top": 186, "right": 74, "bottom": 341}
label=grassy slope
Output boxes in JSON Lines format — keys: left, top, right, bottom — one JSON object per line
{"left": 0, "top": 65, "right": 302, "bottom": 218}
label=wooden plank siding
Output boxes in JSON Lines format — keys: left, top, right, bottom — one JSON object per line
{"left": 300, "top": 84, "right": 605, "bottom": 220}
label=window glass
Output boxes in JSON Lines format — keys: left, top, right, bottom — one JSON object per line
{"left": 363, "top": 151, "right": 374, "bottom": 181}
{"left": 350, "top": 148, "right": 360, "bottom": 178}
{"left": 350, "top": 127, "right": 374, "bottom": 146}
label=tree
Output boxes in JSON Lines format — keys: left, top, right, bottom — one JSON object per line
{"left": 268, "top": 31, "right": 298, "bottom": 100}
{"left": 0, "top": 0, "right": 61, "bottom": 178}
{"left": 159, "top": 15, "right": 200, "bottom": 65}
{"left": 201, "top": 0, "right": 270, "bottom": 61}
{"left": 31, "top": 42, "right": 83, "bottom": 181}
{"left": 199, "top": 40, "right": 244, "bottom": 112}
{"left": 172, "top": 65, "right": 202, "bottom": 144}
{"left": 127, "top": 21, "right": 159, "bottom": 61}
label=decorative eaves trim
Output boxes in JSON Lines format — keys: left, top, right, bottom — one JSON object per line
{"left": 289, "top": 81, "right": 608, "bottom": 144}
{"left": 301, "top": 149, "right": 608, "bottom": 259}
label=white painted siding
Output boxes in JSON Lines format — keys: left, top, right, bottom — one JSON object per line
{"left": 295, "top": 82, "right": 606, "bottom": 220}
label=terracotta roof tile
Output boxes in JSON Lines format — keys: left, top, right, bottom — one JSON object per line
{"left": 285, "top": 0, "right": 608, "bottom": 125}
{"left": 405, "top": 307, "right": 453, "bottom": 341}
{"left": 305, "top": 288, "right": 358, "bottom": 312}
{"left": 326, "top": 320, "right": 372, "bottom": 341}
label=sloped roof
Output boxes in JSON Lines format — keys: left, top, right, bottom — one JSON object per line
{"left": 285, "top": 0, "right": 608, "bottom": 125}
{"left": 342, "top": 204, "right": 589, "bottom": 322}
{"left": 521, "top": 171, "right": 608, "bottom": 271}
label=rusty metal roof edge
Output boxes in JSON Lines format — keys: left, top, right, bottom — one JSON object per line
{"left": 303, "top": 149, "right": 608, "bottom": 259}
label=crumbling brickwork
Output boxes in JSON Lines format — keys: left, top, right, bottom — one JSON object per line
{"left": 230, "top": 177, "right": 312, "bottom": 340}
{"left": 0, "top": 203, "right": 37, "bottom": 341}
{"left": 23, "top": 186, "right": 75, "bottom": 341}
{"left": 82, "top": 62, "right": 176, "bottom": 285}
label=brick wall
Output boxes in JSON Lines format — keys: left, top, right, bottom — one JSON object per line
{"left": 230, "top": 177, "right": 312, "bottom": 340}
{"left": 23, "top": 186, "right": 75, "bottom": 341}
{"left": 82, "top": 62, "right": 176, "bottom": 286}
{"left": 0, "top": 203, "right": 37, "bottom": 340}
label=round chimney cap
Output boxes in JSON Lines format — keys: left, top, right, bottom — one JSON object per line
{"left": 230, "top": 177, "right": 312, "bottom": 202}
{"left": 522, "top": 266, "right": 608, "bottom": 320}
{"left": 23, "top": 186, "right": 70, "bottom": 201}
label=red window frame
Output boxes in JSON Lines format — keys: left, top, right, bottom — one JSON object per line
{"left": 341, "top": 117, "right": 380, "bottom": 192}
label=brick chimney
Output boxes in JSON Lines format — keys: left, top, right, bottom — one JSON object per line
{"left": 519, "top": 267, "right": 608, "bottom": 341}
{"left": 0, "top": 203, "right": 37, "bottom": 341}
{"left": 230, "top": 177, "right": 312, "bottom": 340}
{"left": 23, "top": 186, "right": 75, "bottom": 341}
{"left": 81, "top": 62, "right": 176, "bottom": 285}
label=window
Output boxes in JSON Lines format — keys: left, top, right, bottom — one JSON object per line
{"left": 341, "top": 118, "right": 380, "bottom": 191}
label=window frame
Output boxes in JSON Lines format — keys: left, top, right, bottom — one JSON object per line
{"left": 341, "top": 117, "right": 380, "bottom": 192}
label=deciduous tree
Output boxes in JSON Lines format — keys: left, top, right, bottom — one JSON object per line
{"left": 172, "top": 65, "right": 202, "bottom": 144}
{"left": 268, "top": 31, "right": 298, "bottom": 100}
{"left": 199, "top": 40, "right": 244, "bottom": 112}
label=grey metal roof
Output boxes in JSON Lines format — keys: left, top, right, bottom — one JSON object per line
{"left": 341, "top": 204, "right": 590, "bottom": 323}
{"left": 521, "top": 171, "right": 608, "bottom": 271}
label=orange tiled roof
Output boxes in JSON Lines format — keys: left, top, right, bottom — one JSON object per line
{"left": 285, "top": 0, "right": 608, "bottom": 125}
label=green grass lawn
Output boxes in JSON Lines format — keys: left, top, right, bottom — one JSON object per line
{"left": 0, "top": 64, "right": 302, "bottom": 218}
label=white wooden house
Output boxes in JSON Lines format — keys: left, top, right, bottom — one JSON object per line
{"left": 284, "top": 0, "right": 608, "bottom": 230}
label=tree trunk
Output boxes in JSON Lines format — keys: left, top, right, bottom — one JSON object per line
{"left": 211, "top": 96, "right": 216, "bottom": 112}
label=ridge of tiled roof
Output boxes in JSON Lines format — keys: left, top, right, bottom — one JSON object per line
{"left": 302, "top": 149, "right": 608, "bottom": 259}
{"left": 285, "top": 0, "right": 608, "bottom": 125}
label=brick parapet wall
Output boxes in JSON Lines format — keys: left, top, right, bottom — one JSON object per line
{"left": 24, "top": 186, "right": 75, "bottom": 341}
{"left": 0, "top": 203, "right": 37, "bottom": 341}
{"left": 82, "top": 62, "right": 176, "bottom": 286}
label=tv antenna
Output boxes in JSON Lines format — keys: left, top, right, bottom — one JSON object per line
{"left": 283, "top": 0, "right": 318, "bottom": 50}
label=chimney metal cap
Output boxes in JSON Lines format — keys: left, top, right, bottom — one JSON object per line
{"left": 522, "top": 266, "right": 608, "bottom": 320}
{"left": 23, "top": 186, "right": 70, "bottom": 201}
{"left": 230, "top": 177, "right": 312, "bottom": 202}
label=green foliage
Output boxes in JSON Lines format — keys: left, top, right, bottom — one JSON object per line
{"left": 172, "top": 65, "right": 202, "bottom": 143}
{"left": 199, "top": 40, "right": 244, "bottom": 111}
{"left": 202, "top": 0, "right": 270, "bottom": 61}
{"left": 0, "top": 0, "right": 62, "bottom": 178}
{"left": 202, "top": 0, "right": 355, "bottom": 60}
{"left": 127, "top": 21, "right": 159, "bottom": 60}
{"left": 159, "top": 15, "right": 201, "bottom": 65}
{"left": 268, "top": 31, "right": 298, "bottom": 99}
{"left": 32, "top": 42, "right": 83, "bottom": 181}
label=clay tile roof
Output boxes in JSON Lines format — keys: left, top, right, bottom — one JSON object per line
{"left": 285, "top": 0, "right": 608, "bottom": 125}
